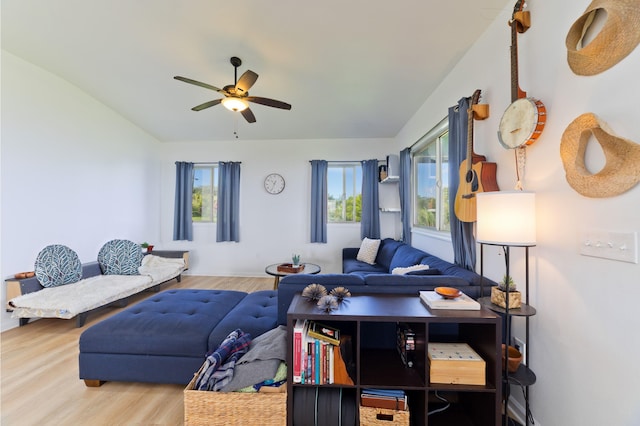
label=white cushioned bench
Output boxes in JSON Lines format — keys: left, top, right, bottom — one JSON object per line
{"left": 6, "top": 240, "right": 187, "bottom": 327}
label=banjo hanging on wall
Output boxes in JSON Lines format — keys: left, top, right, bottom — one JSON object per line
{"left": 497, "top": 0, "right": 546, "bottom": 188}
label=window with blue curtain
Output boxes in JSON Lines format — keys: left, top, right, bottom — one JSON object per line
{"left": 360, "top": 159, "right": 380, "bottom": 239}
{"left": 216, "top": 161, "right": 241, "bottom": 242}
{"left": 310, "top": 160, "right": 327, "bottom": 243}
{"left": 399, "top": 148, "right": 412, "bottom": 244}
{"left": 173, "top": 161, "right": 194, "bottom": 241}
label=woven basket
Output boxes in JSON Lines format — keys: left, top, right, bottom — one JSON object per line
{"left": 359, "top": 405, "right": 410, "bottom": 426}
{"left": 184, "top": 370, "right": 286, "bottom": 426}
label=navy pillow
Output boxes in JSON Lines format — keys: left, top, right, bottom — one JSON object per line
{"left": 375, "top": 239, "right": 403, "bottom": 269}
{"left": 389, "top": 245, "right": 428, "bottom": 271}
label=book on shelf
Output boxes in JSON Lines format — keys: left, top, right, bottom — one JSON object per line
{"left": 294, "top": 319, "right": 341, "bottom": 385}
{"left": 308, "top": 321, "right": 341, "bottom": 345}
{"left": 419, "top": 290, "right": 480, "bottom": 310}
{"left": 293, "top": 319, "right": 305, "bottom": 383}
{"left": 361, "top": 389, "right": 408, "bottom": 411}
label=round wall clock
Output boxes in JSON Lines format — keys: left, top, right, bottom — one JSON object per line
{"left": 264, "top": 173, "right": 285, "bottom": 194}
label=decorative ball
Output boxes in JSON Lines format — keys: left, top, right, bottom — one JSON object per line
{"left": 330, "top": 286, "right": 351, "bottom": 302}
{"left": 302, "top": 283, "right": 328, "bottom": 302}
{"left": 317, "top": 295, "right": 339, "bottom": 313}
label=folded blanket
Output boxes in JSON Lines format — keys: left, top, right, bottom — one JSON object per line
{"left": 195, "top": 329, "right": 252, "bottom": 391}
{"left": 138, "top": 254, "right": 185, "bottom": 282}
{"left": 220, "top": 325, "right": 287, "bottom": 392}
{"left": 237, "top": 361, "right": 288, "bottom": 393}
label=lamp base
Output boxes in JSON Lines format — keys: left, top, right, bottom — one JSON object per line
{"left": 491, "top": 287, "right": 522, "bottom": 309}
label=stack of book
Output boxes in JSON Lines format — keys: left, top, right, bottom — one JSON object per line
{"left": 292, "top": 320, "right": 342, "bottom": 385}
{"left": 360, "top": 388, "right": 408, "bottom": 411}
{"left": 419, "top": 290, "right": 480, "bottom": 310}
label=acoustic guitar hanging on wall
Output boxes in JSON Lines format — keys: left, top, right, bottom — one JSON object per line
{"left": 454, "top": 89, "right": 499, "bottom": 223}
{"left": 497, "top": 0, "right": 546, "bottom": 188}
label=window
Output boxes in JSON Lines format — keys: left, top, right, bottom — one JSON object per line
{"left": 192, "top": 165, "right": 218, "bottom": 222}
{"left": 413, "top": 118, "right": 450, "bottom": 232}
{"left": 327, "top": 163, "right": 362, "bottom": 223}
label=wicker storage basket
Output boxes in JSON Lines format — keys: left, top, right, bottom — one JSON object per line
{"left": 359, "top": 405, "right": 410, "bottom": 426}
{"left": 184, "top": 370, "right": 286, "bottom": 426}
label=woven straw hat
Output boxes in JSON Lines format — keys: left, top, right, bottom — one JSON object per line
{"left": 566, "top": 0, "right": 640, "bottom": 75}
{"left": 560, "top": 113, "right": 640, "bottom": 197}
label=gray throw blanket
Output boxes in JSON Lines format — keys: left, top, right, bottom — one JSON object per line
{"left": 220, "top": 325, "right": 287, "bottom": 392}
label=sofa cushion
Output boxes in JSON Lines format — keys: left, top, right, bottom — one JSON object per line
{"left": 208, "top": 290, "right": 278, "bottom": 351}
{"left": 79, "top": 289, "right": 247, "bottom": 357}
{"left": 98, "top": 239, "right": 143, "bottom": 275}
{"left": 356, "top": 238, "right": 381, "bottom": 265}
{"left": 343, "top": 258, "right": 388, "bottom": 275}
{"left": 389, "top": 244, "right": 428, "bottom": 272}
{"left": 364, "top": 273, "right": 470, "bottom": 288}
{"left": 34, "top": 244, "right": 83, "bottom": 288}
{"left": 375, "top": 238, "right": 404, "bottom": 270}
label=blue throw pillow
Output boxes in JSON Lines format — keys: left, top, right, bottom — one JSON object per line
{"left": 97, "top": 239, "right": 143, "bottom": 275}
{"left": 34, "top": 244, "right": 82, "bottom": 287}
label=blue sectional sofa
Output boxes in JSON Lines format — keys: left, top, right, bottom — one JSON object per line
{"left": 79, "top": 289, "right": 278, "bottom": 386}
{"left": 277, "top": 238, "right": 495, "bottom": 325}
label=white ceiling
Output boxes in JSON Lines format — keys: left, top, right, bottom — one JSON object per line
{"left": 2, "top": 0, "right": 511, "bottom": 142}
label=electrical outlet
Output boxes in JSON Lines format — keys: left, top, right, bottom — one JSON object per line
{"left": 513, "top": 337, "right": 526, "bottom": 365}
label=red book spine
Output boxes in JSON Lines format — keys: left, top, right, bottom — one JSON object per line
{"left": 293, "top": 323, "right": 303, "bottom": 383}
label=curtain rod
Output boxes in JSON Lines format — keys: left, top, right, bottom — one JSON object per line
{"left": 191, "top": 161, "right": 242, "bottom": 165}
{"left": 308, "top": 160, "right": 385, "bottom": 164}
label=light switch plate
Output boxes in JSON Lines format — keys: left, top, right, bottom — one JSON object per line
{"left": 580, "top": 230, "right": 638, "bottom": 263}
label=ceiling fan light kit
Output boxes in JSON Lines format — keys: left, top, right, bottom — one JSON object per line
{"left": 221, "top": 97, "right": 248, "bottom": 112}
{"left": 174, "top": 56, "right": 291, "bottom": 124}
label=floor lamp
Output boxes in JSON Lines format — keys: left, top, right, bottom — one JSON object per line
{"left": 476, "top": 191, "right": 536, "bottom": 426}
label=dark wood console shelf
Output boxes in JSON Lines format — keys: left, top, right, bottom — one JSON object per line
{"left": 286, "top": 293, "right": 502, "bottom": 425}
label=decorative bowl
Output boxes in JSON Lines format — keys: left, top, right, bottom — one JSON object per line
{"left": 435, "top": 287, "right": 462, "bottom": 299}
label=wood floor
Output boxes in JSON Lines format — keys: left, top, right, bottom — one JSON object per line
{"left": 1, "top": 275, "right": 274, "bottom": 426}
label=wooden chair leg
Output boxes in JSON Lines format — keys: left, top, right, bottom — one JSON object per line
{"left": 84, "top": 379, "right": 105, "bottom": 387}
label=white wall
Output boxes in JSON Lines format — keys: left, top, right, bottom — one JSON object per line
{"left": 157, "top": 139, "right": 401, "bottom": 276}
{"left": 4, "top": 1, "right": 640, "bottom": 423}
{"left": 1, "top": 52, "right": 162, "bottom": 331}
{"left": 396, "top": 1, "right": 640, "bottom": 425}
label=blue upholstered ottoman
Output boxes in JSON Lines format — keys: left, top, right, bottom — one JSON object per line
{"left": 79, "top": 289, "right": 278, "bottom": 386}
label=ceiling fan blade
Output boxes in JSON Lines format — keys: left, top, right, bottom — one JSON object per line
{"left": 191, "top": 99, "right": 222, "bottom": 111}
{"left": 174, "top": 76, "right": 225, "bottom": 94}
{"left": 241, "top": 108, "right": 257, "bottom": 123}
{"left": 235, "top": 70, "right": 258, "bottom": 95}
{"left": 246, "top": 96, "right": 292, "bottom": 110}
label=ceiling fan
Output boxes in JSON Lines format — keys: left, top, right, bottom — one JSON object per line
{"left": 174, "top": 56, "right": 292, "bottom": 123}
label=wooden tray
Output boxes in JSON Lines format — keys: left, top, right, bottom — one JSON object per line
{"left": 277, "top": 263, "right": 305, "bottom": 273}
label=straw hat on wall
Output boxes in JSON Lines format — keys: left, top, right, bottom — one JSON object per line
{"left": 566, "top": 0, "right": 640, "bottom": 75}
{"left": 560, "top": 113, "right": 640, "bottom": 198}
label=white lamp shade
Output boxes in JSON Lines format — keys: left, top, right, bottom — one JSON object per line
{"left": 476, "top": 191, "right": 536, "bottom": 246}
{"left": 221, "top": 97, "right": 249, "bottom": 112}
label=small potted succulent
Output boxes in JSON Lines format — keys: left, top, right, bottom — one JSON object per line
{"left": 140, "top": 242, "right": 154, "bottom": 253}
{"left": 491, "top": 274, "right": 521, "bottom": 308}
{"left": 292, "top": 254, "right": 301, "bottom": 267}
